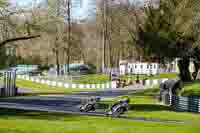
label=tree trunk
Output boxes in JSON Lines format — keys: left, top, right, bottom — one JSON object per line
{"left": 67, "top": 51, "right": 70, "bottom": 75}
{"left": 67, "top": 0, "right": 71, "bottom": 76}
{"left": 178, "top": 58, "right": 191, "bottom": 82}
{"left": 192, "top": 60, "right": 200, "bottom": 80}
{"left": 55, "top": 50, "right": 60, "bottom": 76}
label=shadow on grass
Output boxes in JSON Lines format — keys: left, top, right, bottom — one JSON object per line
{"left": 129, "top": 104, "right": 172, "bottom": 112}
{"left": 129, "top": 88, "right": 160, "bottom": 97}
{"left": 0, "top": 108, "right": 82, "bottom": 121}
{"left": 18, "top": 92, "right": 74, "bottom": 97}
{"left": 18, "top": 90, "right": 95, "bottom": 96}
{"left": 98, "top": 103, "right": 172, "bottom": 112}
{"left": 0, "top": 104, "right": 172, "bottom": 122}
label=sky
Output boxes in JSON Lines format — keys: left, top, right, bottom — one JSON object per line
{"left": 10, "top": 0, "right": 39, "bottom": 7}
{"left": 10, "top": 0, "right": 144, "bottom": 7}
{"left": 10, "top": 0, "right": 95, "bottom": 19}
{"left": 10, "top": 0, "right": 145, "bottom": 19}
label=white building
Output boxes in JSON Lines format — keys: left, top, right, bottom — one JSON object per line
{"left": 119, "top": 60, "right": 159, "bottom": 75}
{"left": 119, "top": 58, "right": 196, "bottom": 76}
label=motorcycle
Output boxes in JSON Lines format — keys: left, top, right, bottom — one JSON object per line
{"left": 80, "top": 97, "right": 101, "bottom": 112}
{"left": 105, "top": 99, "right": 129, "bottom": 117}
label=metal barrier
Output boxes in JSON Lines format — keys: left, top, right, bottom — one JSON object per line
{"left": 162, "top": 94, "right": 200, "bottom": 113}
{"left": 0, "top": 70, "right": 17, "bottom": 97}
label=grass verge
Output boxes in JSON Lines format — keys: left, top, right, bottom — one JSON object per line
{"left": 37, "top": 73, "right": 177, "bottom": 84}
{"left": 73, "top": 74, "right": 110, "bottom": 84}
{"left": 0, "top": 108, "right": 198, "bottom": 133}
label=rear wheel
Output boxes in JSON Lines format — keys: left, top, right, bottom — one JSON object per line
{"left": 85, "top": 104, "right": 94, "bottom": 112}
{"left": 112, "top": 107, "right": 124, "bottom": 117}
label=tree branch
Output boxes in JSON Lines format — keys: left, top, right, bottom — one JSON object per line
{"left": 0, "top": 34, "right": 41, "bottom": 48}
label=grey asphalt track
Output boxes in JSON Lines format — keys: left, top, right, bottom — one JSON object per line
{"left": 0, "top": 89, "right": 137, "bottom": 112}
{"left": 0, "top": 89, "right": 192, "bottom": 125}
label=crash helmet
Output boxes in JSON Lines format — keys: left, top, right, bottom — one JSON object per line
{"left": 91, "top": 97, "right": 96, "bottom": 101}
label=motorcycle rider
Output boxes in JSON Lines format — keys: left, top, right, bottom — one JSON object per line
{"left": 106, "top": 98, "right": 130, "bottom": 116}
{"left": 80, "top": 97, "right": 101, "bottom": 112}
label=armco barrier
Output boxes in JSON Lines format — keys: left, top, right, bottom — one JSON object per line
{"left": 0, "top": 70, "right": 17, "bottom": 97}
{"left": 163, "top": 94, "right": 200, "bottom": 113}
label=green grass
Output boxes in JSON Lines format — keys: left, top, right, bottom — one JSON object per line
{"left": 73, "top": 74, "right": 109, "bottom": 84}
{"left": 125, "top": 98, "right": 200, "bottom": 124}
{"left": 39, "top": 74, "right": 110, "bottom": 84}
{"left": 101, "top": 88, "right": 200, "bottom": 124}
{"left": 181, "top": 81, "right": 200, "bottom": 97}
{"left": 120, "top": 73, "right": 177, "bottom": 80}
{"left": 0, "top": 108, "right": 198, "bottom": 133}
{"left": 37, "top": 73, "right": 177, "bottom": 85}
{"left": 16, "top": 79, "right": 96, "bottom": 95}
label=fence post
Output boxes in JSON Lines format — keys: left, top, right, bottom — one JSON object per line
{"left": 2, "top": 70, "right": 17, "bottom": 97}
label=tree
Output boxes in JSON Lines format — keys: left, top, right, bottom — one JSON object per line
{"left": 34, "top": 0, "right": 85, "bottom": 75}
{"left": 96, "top": 0, "right": 141, "bottom": 69}
{"left": 138, "top": 0, "right": 194, "bottom": 81}
{"left": 0, "top": 0, "right": 42, "bottom": 47}
{"left": 191, "top": 0, "right": 200, "bottom": 79}
{"left": 0, "top": 0, "right": 42, "bottom": 68}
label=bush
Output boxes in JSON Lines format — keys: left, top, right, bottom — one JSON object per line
{"left": 39, "top": 65, "right": 50, "bottom": 71}
{"left": 88, "top": 63, "right": 97, "bottom": 74}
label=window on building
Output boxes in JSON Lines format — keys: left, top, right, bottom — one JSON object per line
{"left": 135, "top": 65, "right": 137, "bottom": 69}
{"left": 147, "top": 65, "right": 149, "bottom": 69}
{"left": 141, "top": 65, "right": 143, "bottom": 69}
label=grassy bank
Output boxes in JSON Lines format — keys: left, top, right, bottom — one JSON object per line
{"left": 73, "top": 74, "right": 109, "bottom": 84}
{"left": 34, "top": 73, "right": 177, "bottom": 85}
{"left": 40, "top": 74, "right": 109, "bottom": 84}
{"left": 182, "top": 81, "right": 200, "bottom": 97}
{"left": 0, "top": 108, "right": 198, "bottom": 133}
{"left": 120, "top": 73, "right": 177, "bottom": 81}
{"left": 16, "top": 80, "right": 96, "bottom": 95}
{"left": 70, "top": 73, "right": 177, "bottom": 84}
{"left": 100, "top": 88, "right": 200, "bottom": 124}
